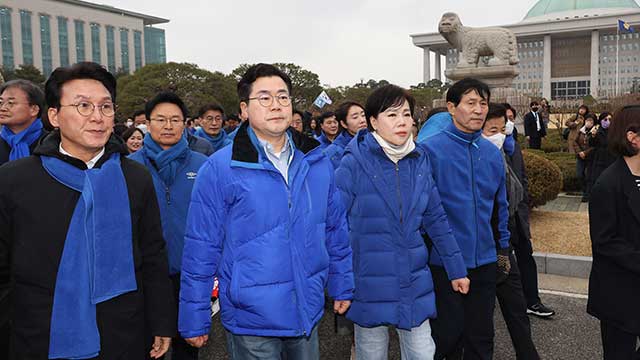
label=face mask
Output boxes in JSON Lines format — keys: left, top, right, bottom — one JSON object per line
{"left": 601, "top": 119, "right": 611, "bottom": 129}
{"left": 136, "top": 124, "right": 148, "bottom": 134}
{"left": 483, "top": 133, "right": 506, "bottom": 150}
{"left": 505, "top": 121, "right": 515, "bottom": 136}
{"left": 125, "top": 120, "right": 133, "bottom": 127}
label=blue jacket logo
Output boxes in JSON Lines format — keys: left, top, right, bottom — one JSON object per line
{"left": 186, "top": 171, "right": 197, "bottom": 180}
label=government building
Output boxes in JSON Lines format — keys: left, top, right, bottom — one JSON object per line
{"left": 411, "top": 0, "right": 640, "bottom": 99}
{"left": 0, "top": 0, "right": 168, "bottom": 76}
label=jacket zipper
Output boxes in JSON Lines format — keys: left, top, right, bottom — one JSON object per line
{"left": 165, "top": 186, "right": 171, "bottom": 205}
{"left": 469, "top": 144, "right": 479, "bottom": 267}
{"left": 395, "top": 163, "right": 403, "bottom": 224}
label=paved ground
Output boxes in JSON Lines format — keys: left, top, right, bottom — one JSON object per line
{"left": 538, "top": 194, "right": 588, "bottom": 213}
{"left": 191, "top": 282, "right": 600, "bottom": 359}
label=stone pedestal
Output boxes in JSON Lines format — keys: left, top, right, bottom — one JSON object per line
{"left": 445, "top": 65, "right": 519, "bottom": 88}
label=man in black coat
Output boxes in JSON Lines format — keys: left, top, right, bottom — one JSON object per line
{"left": 0, "top": 79, "right": 49, "bottom": 165}
{"left": 523, "top": 101, "right": 546, "bottom": 149}
{"left": 0, "top": 62, "right": 176, "bottom": 359}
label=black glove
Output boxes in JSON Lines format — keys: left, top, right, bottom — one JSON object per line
{"left": 496, "top": 248, "right": 511, "bottom": 284}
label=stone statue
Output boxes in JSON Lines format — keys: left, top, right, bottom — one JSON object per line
{"left": 438, "top": 12, "right": 519, "bottom": 68}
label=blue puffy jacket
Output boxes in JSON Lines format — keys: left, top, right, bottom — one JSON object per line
{"left": 324, "top": 131, "right": 353, "bottom": 169}
{"left": 315, "top": 132, "right": 332, "bottom": 150}
{"left": 129, "top": 148, "right": 207, "bottom": 275}
{"left": 179, "top": 122, "right": 354, "bottom": 338}
{"left": 336, "top": 131, "right": 466, "bottom": 330}
{"left": 421, "top": 122, "right": 510, "bottom": 269}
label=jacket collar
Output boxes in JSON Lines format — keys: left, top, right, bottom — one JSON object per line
{"left": 617, "top": 157, "right": 640, "bottom": 224}
{"left": 33, "top": 130, "right": 127, "bottom": 170}
{"left": 444, "top": 121, "right": 482, "bottom": 147}
{"left": 231, "top": 121, "right": 321, "bottom": 164}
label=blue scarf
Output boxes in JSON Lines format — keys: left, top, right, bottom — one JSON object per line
{"left": 195, "top": 128, "right": 230, "bottom": 152}
{"left": 42, "top": 153, "right": 136, "bottom": 359}
{"left": 504, "top": 134, "right": 516, "bottom": 156}
{"left": 0, "top": 118, "right": 43, "bottom": 161}
{"left": 142, "top": 133, "right": 190, "bottom": 185}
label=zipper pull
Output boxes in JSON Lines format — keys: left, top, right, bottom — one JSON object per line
{"left": 165, "top": 187, "right": 171, "bottom": 205}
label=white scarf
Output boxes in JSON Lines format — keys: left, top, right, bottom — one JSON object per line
{"left": 372, "top": 131, "right": 416, "bottom": 164}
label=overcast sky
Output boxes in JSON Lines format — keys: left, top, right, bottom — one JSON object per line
{"left": 107, "top": 0, "right": 540, "bottom": 87}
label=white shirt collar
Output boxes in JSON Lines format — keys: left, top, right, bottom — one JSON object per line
{"left": 59, "top": 144, "right": 105, "bottom": 169}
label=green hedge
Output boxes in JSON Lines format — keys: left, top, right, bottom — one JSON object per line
{"left": 522, "top": 150, "right": 563, "bottom": 207}
{"left": 517, "top": 133, "right": 579, "bottom": 193}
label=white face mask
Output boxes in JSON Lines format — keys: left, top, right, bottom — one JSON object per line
{"left": 136, "top": 124, "right": 148, "bottom": 134}
{"left": 505, "top": 120, "right": 515, "bottom": 136}
{"left": 483, "top": 133, "right": 506, "bottom": 150}
{"left": 125, "top": 120, "right": 133, "bottom": 127}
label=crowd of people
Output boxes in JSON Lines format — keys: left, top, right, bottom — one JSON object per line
{"left": 0, "top": 61, "right": 638, "bottom": 360}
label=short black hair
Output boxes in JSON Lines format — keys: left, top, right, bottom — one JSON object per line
{"left": 45, "top": 62, "right": 116, "bottom": 109}
{"left": 502, "top": 103, "right": 517, "bottom": 119}
{"left": 318, "top": 111, "right": 336, "bottom": 126}
{"left": 446, "top": 78, "right": 490, "bottom": 107}
{"left": 335, "top": 101, "right": 364, "bottom": 124}
{"left": 197, "top": 103, "right": 225, "bottom": 119}
{"left": 425, "top": 107, "right": 448, "bottom": 121}
{"left": 485, "top": 103, "right": 507, "bottom": 127}
{"left": 145, "top": 91, "right": 189, "bottom": 120}
{"left": 131, "top": 109, "right": 145, "bottom": 119}
{"left": 226, "top": 113, "right": 241, "bottom": 122}
{"left": 365, "top": 84, "right": 415, "bottom": 130}
{"left": 578, "top": 104, "right": 589, "bottom": 114}
{"left": 237, "top": 63, "right": 293, "bottom": 102}
{"left": 530, "top": 101, "right": 540, "bottom": 107}
{"left": 293, "top": 109, "right": 304, "bottom": 118}
{"left": 608, "top": 105, "right": 640, "bottom": 157}
{"left": 122, "top": 126, "right": 145, "bottom": 142}
{"left": 0, "top": 79, "right": 45, "bottom": 118}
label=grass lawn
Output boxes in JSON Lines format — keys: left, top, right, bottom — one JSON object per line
{"left": 529, "top": 210, "right": 591, "bottom": 257}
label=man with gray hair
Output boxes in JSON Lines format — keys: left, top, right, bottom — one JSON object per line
{"left": 0, "top": 80, "right": 48, "bottom": 165}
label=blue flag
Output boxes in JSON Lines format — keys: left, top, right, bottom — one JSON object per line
{"left": 618, "top": 19, "right": 635, "bottom": 33}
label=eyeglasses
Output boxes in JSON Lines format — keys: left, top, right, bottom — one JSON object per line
{"left": 246, "top": 94, "right": 292, "bottom": 107}
{"left": 149, "top": 117, "right": 184, "bottom": 126}
{"left": 0, "top": 99, "right": 30, "bottom": 110}
{"left": 60, "top": 101, "right": 116, "bottom": 117}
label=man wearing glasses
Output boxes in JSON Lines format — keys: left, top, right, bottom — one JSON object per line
{"left": 129, "top": 91, "right": 207, "bottom": 360}
{"left": 0, "top": 62, "right": 176, "bottom": 359}
{"left": 0, "top": 79, "right": 48, "bottom": 166}
{"left": 195, "top": 103, "right": 232, "bottom": 153}
{"left": 179, "top": 63, "right": 354, "bottom": 359}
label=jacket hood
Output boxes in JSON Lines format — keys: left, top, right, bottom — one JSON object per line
{"left": 345, "top": 129, "right": 421, "bottom": 176}
{"left": 231, "top": 121, "right": 322, "bottom": 164}
{"left": 33, "top": 129, "right": 128, "bottom": 169}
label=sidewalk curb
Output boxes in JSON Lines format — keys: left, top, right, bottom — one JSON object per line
{"left": 533, "top": 252, "right": 592, "bottom": 279}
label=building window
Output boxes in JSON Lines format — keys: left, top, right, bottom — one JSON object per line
{"left": 40, "top": 14, "right": 52, "bottom": 75}
{"left": 144, "top": 27, "right": 166, "bottom": 64}
{"left": 106, "top": 25, "right": 115, "bottom": 73}
{"left": 134, "top": 30, "right": 142, "bottom": 70}
{"left": 90, "top": 22, "right": 101, "bottom": 63}
{"left": 75, "top": 20, "right": 85, "bottom": 61}
{"left": 58, "top": 17, "right": 69, "bottom": 67}
{"left": 20, "top": 10, "right": 33, "bottom": 65}
{"left": 0, "top": 7, "right": 13, "bottom": 70}
{"left": 120, "top": 28, "right": 129, "bottom": 73}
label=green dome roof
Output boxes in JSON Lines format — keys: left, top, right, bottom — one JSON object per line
{"left": 524, "top": 0, "right": 639, "bottom": 20}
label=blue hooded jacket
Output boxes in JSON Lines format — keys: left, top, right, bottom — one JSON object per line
{"left": 421, "top": 122, "right": 510, "bottom": 269}
{"left": 324, "top": 131, "right": 354, "bottom": 169}
{"left": 336, "top": 131, "right": 466, "bottom": 330}
{"left": 314, "top": 132, "right": 333, "bottom": 150}
{"left": 129, "top": 142, "right": 207, "bottom": 275}
{"left": 179, "top": 122, "right": 354, "bottom": 338}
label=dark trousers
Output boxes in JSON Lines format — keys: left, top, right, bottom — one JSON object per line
{"left": 431, "top": 262, "right": 496, "bottom": 360}
{"left": 512, "top": 220, "right": 540, "bottom": 308}
{"left": 496, "top": 253, "right": 540, "bottom": 360}
{"left": 528, "top": 137, "right": 542, "bottom": 150}
{"left": 600, "top": 321, "right": 640, "bottom": 360}
{"left": 151, "top": 274, "right": 199, "bottom": 360}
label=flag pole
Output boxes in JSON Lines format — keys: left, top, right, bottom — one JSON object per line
{"left": 616, "top": 22, "right": 620, "bottom": 96}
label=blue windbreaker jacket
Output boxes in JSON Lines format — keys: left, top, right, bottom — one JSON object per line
{"left": 179, "top": 122, "right": 354, "bottom": 338}
{"left": 421, "top": 122, "right": 510, "bottom": 269}
{"left": 336, "top": 131, "right": 466, "bottom": 330}
{"left": 129, "top": 148, "right": 207, "bottom": 275}
{"left": 324, "top": 131, "right": 353, "bottom": 169}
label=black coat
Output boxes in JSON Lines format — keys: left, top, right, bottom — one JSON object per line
{"left": 523, "top": 112, "right": 546, "bottom": 139}
{"left": 506, "top": 142, "right": 531, "bottom": 244}
{"left": 0, "top": 131, "right": 176, "bottom": 359}
{"left": 0, "top": 129, "right": 49, "bottom": 166}
{"left": 587, "top": 158, "right": 640, "bottom": 334}
{"left": 588, "top": 128, "right": 617, "bottom": 185}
